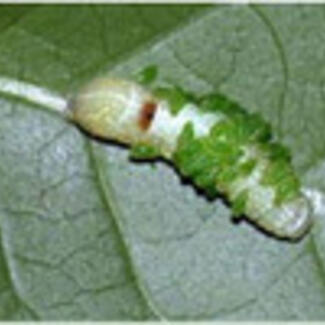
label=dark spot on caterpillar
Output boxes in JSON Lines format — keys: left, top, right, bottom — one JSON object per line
{"left": 139, "top": 101, "right": 157, "bottom": 131}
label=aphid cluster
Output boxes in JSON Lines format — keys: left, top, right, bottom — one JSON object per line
{"left": 70, "top": 66, "right": 312, "bottom": 240}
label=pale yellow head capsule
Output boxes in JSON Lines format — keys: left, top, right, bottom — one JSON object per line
{"left": 70, "top": 77, "right": 155, "bottom": 145}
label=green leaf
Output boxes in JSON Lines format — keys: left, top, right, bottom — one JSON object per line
{"left": 0, "top": 4, "right": 325, "bottom": 321}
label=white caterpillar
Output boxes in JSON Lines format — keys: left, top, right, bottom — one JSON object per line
{"left": 69, "top": 71, "right": 313, "bottom": 240}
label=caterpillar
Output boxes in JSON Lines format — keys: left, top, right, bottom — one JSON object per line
{"left": 69, "top": 66, "right": 312, "bottom": 240}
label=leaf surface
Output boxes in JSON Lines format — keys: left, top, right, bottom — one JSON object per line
{"left": 0, "top": 4, "right": 325, "bottom": 320}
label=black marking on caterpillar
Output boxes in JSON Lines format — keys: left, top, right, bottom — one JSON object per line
{"left": 139, "top": 101, "right": 157, "bottom": 131}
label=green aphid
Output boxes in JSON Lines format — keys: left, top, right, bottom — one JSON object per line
{"left": 232, "top": 190, "right": 249, "bottom": 217}
{"left": 130, "top": 143, "right": 160, "bottom": 160}
{"left": 135, "top": 65, "right": 158, "bottom": 85}
{"left": 153, "top": 86, "right": 189, "bottom": 115}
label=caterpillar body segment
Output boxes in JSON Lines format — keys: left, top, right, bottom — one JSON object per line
{"left": 71, "top": 69, "right": 312, "bottom": 240}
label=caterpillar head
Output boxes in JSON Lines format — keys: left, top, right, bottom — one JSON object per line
{"left": 70, "top": 77, "right": 156, "bottom": 145}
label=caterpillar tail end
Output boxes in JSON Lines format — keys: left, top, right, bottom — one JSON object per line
{"left": 284, "top": 196, "right": 313, "bottom": 240}
{"left": 258, "top": 194, "right": 313, "bottom": 241}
